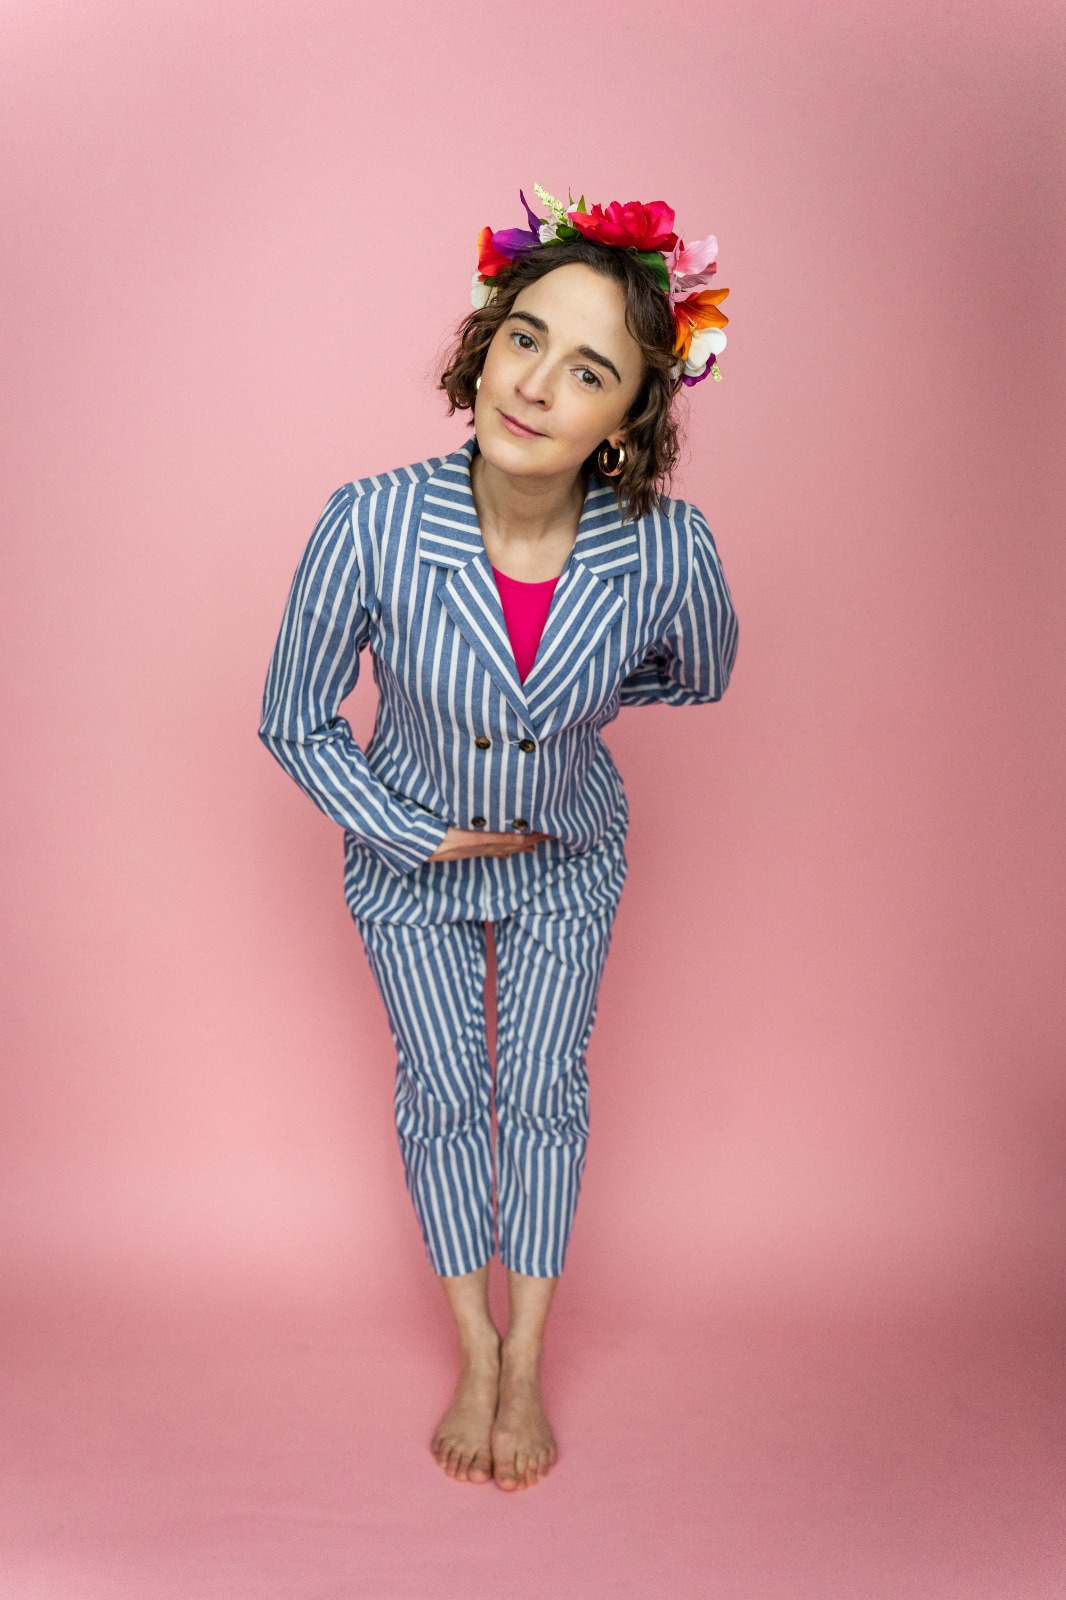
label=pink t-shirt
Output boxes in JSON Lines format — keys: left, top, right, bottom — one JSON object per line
{"left": 490, "top": 564, "right": 559, "bottom": 684}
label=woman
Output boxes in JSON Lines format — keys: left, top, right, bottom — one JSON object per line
{"left": 258, "top": 185, "right": 739, "bottom": 1492}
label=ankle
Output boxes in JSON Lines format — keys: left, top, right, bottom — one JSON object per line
{"left": 457, "top": 1326, "right": 502, "bottom": 1371}
{"left": 500, "top": 1333, "right": 543, "bottom": 1374}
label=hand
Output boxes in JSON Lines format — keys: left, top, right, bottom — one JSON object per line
{"left": 427, "top": 825, "right": 556, "bottom": 862}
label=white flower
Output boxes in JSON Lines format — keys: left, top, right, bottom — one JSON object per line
{"left": 538, "top": 220, "right": 561, "bottom": 244}
{"left": 683, "top": 326, "right": 727, "bottom": 374}
{"left": 471, "top": 272, "right": 497, "bottom": 309}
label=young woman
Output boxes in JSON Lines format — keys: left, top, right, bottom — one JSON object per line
{"left": 258, "top": 185, "right": 738, "bottom": 1492}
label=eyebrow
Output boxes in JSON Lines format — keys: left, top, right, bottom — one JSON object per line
{"left": 504, "top": 311, "right": 622, "bottom": 385}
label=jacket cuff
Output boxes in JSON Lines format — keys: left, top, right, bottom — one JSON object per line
{"left": 367, "top": 809, "right": 451, "bottom": 876}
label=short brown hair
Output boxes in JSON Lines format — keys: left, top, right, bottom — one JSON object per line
{"left": 437, "top": 237, "right": 688, "bottom": 523}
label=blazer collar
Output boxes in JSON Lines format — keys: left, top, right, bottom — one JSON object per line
{"left": 417, "top": 435, "right": 642, "bottom": 733}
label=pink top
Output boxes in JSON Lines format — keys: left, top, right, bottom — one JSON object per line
{"left": 490, "top": 564, "right": 560, "bottom": 683}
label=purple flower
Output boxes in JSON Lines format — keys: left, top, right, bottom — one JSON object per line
{"left": 490, "top": 226, "right": 541, "bottom": 258}
{"left": 518, "top": 189, "right": 544, "bottom": 234}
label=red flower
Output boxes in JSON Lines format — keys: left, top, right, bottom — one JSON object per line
{"left": 567, "top": 200, "right": 678, "bottom": 253}
{"left": 475, "top": 225, "right": 514, "bottom": 279}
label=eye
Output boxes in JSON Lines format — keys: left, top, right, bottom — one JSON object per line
{"left": 511, "top": 331, "right": 536, "bottom": 351}
{"left": 576, "top": 367, "right": 602, "bottom": 390}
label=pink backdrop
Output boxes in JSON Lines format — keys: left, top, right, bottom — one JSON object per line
{"left": 2, "top": 2, "right": 1063, "bottom": 1595}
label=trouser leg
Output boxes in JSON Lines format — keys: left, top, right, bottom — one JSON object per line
{"left": 352, "top": 917, "right": 495, "bottom": 1277}
{"left": 492, "top": 902, "right": 620, "bottom": 1278}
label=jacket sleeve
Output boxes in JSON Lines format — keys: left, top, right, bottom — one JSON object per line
{"left": 618, "top": 504, "right": 739, "bottom": 707}
{"left": 258, "top": 483, "right": 450, "bottom": 876}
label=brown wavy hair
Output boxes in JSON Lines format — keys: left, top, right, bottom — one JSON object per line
{"left": 437, "top": 236, "right": 688, "bottom": 523}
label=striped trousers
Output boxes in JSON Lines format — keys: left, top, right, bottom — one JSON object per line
{"left": 353, "top": 900, "right": 620, "bottom": 1278}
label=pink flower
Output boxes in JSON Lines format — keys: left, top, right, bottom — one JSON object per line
{"left": 665, "top": 233, "right": 719, "bottom": 299}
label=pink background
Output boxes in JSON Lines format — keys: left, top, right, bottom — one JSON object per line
{"left": 2, "top": 1, "right": 1063, "bottom": 1595}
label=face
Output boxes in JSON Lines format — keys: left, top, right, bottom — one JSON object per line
{"left": 474, "top": 263, "right": 645, "bottom": 481}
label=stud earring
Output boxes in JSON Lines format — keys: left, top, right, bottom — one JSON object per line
{"left": 598, "top": 441, "right": 626, "bottom": 477}
{"left": 475, "top": 374, "right": 482, "bottom": 391}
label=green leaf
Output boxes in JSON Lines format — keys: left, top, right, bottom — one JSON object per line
{"left": 632, "top": 248, "right": 670, "bottom": 292}
{"left": 575, "top": 194, "right": 587, "bottom": 212}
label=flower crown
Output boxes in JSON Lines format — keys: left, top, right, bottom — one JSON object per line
{"left": 471, "top": 182, "right": 729, "bottom": 386}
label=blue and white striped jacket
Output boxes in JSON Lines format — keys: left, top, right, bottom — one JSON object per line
{"left": 259, "top": 434, "right": 738, "bottom": 883}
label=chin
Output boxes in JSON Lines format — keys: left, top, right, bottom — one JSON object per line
{"left": 480, "top": 423, "right": 540, "bottom": 464}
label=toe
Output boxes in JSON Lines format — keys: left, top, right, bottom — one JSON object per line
{"left": 468, "top": 1450, "right": 492, "bottom": 1484}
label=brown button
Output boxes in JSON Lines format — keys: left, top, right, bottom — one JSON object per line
{"left": 474, "top": 735, "right": 491, "bottom": 749}
{"left": 471, "top": 816, "right": 487, "bottom": 827}
{"left": 518, "top": 738, "right": 536, "bottom": 752}
{"left": 512, "top": 818, "right": 529, "bottom": 832}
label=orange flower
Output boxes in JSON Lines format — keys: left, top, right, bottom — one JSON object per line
{"left": 672, "top": 287, "right": 729, "bottom": 361}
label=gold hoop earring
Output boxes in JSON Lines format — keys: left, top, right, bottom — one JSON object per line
{"left": 475, "top": 374, "right": 482, "bottom": 391}
{"left": 598, "top": 441, "right": 626, "bottom": 477}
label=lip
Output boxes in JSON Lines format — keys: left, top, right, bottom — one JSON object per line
{"left": 499, "top": 410, "right": 546, "bottom": 439}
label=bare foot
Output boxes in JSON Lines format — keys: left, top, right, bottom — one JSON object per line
{"left": 430, "top": 1334, "right": 501, "bottom": 1484}
{"left": 491, "top": 1346, "right": 558, "bottom": 1491}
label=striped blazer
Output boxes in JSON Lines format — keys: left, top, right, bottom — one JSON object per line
{"left": 258, "top": 434, "right": 738, "bottom": 880}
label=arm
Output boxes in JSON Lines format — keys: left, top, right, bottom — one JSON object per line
{"left": 618, "top": 505, "right": 739, "bottom": 707}
{"left": 258, "top": 484, "right": 450, "bottom": 875}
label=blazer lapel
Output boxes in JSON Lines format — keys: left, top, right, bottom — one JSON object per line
{"left": 418, "top": 438, "right": 530, "bottom": 728}
{"left": 416, "top": 435, "right": 642, "bottom": 734}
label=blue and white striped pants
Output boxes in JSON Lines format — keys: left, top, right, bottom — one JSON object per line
{"left": 353, "top": 898, "right": 621, "bottom": 1278}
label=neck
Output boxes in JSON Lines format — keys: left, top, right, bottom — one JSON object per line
{"left": 469, "top": 441, "right": 587, "bottom": 546}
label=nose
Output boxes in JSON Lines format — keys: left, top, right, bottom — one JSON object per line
{"left": 516, "top": 359, "right": 553, "bottom": 408}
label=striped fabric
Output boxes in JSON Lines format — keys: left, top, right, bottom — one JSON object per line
{"left": 258, "top": 433, "right": 738, "bottom": 1277}
{"left": 355, "top": 896, "right": 619, "bottom": 1278}
{"left": 259, "top": 433, "right": 739, "bottom": 909}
